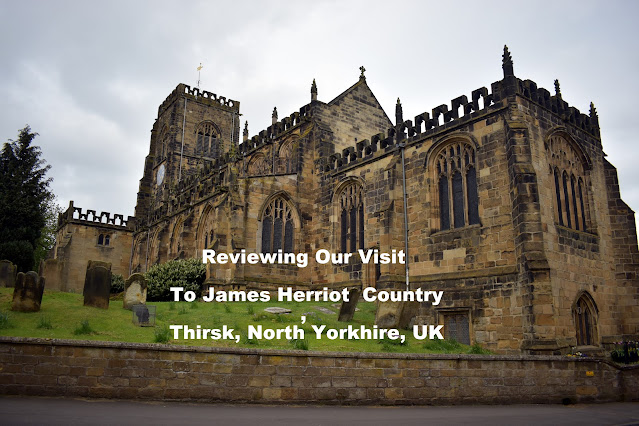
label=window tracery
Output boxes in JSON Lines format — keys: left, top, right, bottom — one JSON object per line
{"left": 338, "top": 182, "right": 364, "bottom": 253}
{"left": 434, "top": 141, "right": 479, "bottom": 231}
{"left": 261, "top": 196, "right": 295, "bottom": 253}
{"left": 547, "top": 135, "right": 589, "bottom": 231}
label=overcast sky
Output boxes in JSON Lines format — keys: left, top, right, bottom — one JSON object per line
{"left": 1, "top": 1, "right": 638, "bottom": 231}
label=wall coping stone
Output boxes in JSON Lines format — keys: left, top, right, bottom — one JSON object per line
{"left": 2, "top": 336, "right": 635, "bottom": 370}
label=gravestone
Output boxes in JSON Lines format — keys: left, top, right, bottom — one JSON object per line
{"left": 0, "top": 260, "right": 17, "bottom": 288}
{"left": 132, "top": 304, "right": 155, "bottom": 326}
{"left": 11, "top": 271, "right": 45, "bottom": 312}
{"left": 376, "top": 300, "right": 420, "bottom": 329}
{"left": 83, "top": 260, "right": 111, "bottom": 309}
{"left": 375, "top": 300, "right": 402, "bottom": 328}
{"left": 123, "top": 273, "right": 147, "bottom": 310}
{"left": 338, "top": 288, "right": 361, "bottom": 322}
{"left": 312, "top": 306, "right": 335, "bottom": 315}
{"left": 264, "top": 307, "right": 292, "bottom": 314}
{"left": 133, "top": 304, "right": 150, "bottom": 325}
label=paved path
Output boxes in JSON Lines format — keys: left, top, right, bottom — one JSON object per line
{"left": 1, "top": 396, "right": 639, "bottom": 425}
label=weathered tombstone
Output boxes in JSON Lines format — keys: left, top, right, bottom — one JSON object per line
{"left": 264, "top": 307, "right": 292, "bottom": 314}
{"left": 398, "top": 301, "right": 420, "bottom": 329}
{"left": 0, "top": 260, "right": 17, "bottom": 288}
{"left": 83, "top": 260, "right": 111, "bottom": 309}
{"left": 123, "top": 273, "right": 147, "bottom": 310}
{"left": 338, "top": 288, "right": 361, "bottom": 322}
{"left": 312, "top": 306, "right": 335, "bottom": 315}
{"left": 376, "top": 300, "right": 421, "bottom": 329}
{"left": 132, "top": 304, "right": 156, "bottom": 326}
{"left": 11, "top": 271, "right": 45, "bottom": 312}
{"left": 375, "top": 300, "right": 402, "bottom": 328}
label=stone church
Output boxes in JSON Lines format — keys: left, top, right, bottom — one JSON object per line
{"left": 45, "top": 47, "right": 639, "bottom": 354}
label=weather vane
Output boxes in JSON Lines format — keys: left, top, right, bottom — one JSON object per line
{"left": 197, "top": 63, "right": 203, "bottom": 90}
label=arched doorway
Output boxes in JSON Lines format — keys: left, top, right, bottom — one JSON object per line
{"left": 573, "top": 292, "right": 598, "bottom": 346}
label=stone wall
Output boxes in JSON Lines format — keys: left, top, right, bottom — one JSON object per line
{"left": 0, "top": 337, "right": 636, "bottom": 405}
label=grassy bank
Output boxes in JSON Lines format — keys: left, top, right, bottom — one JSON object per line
{"left": 0, "top": 288, "right": 488, "bottom": 354}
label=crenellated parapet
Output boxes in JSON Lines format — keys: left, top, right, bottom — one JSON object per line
{"left": 322, "top": 82, "right": 501, "bottom": 173}
{"left": 518, "top": 79, "right": 600, "bottom": 139}
{"left": 158, "top": 83, "right": 240, "bottom": 117}
{"left": 323, "top": 46, "right": 602, "bottom": 173}
{"left": 239, "top": 104, "right": 312, "bottom": 154}
{"left": 58, "top": 201, "right": 135, "bottom": 231}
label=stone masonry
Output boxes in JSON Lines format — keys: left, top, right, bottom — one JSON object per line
{"left": 47, "top": 46, "right": 639, "bottom": 354}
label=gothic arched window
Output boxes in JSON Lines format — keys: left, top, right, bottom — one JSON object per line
{"left": 278, "top": 138, "right": 297, "bottom": 174}
{"left": 338, "top": 182, "right": 364, "bottom": 253}
{"left": 155, "top": 127, "right": 169, "bottom": 164}
{"left": 197, "top": 206, "right": 216, "bottom": 252}
{"left": 248, "top": 153, "right": 271, "bottom": 176}
{"left": 261, "top": 197, "right": 295, "bottom": 253}
{"left": 547, "top": 134, "right": 589, "bottom": 231}
{"left": 196, "top": 122, "right": 219, "bottom": 158}
{"left": 170, "top": 219, "right": 184, "bottom": 257}
{"left": 434, "top": 141, "right": 479, "bottom": 231}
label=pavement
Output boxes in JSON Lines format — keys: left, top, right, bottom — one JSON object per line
{"left": 1, "top": 396, "right": 639, "bottom": 425}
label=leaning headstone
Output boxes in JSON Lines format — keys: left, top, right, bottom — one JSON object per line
{"left": 83, "top": 260, "right": 111, "bottom": 309}
{"left": 338, "top": 288, "right": 361, "bottom": 322}
{"left": 123, "top": 273, "right": 147, "bottom": 310}
{"left": 11, "top": 271, "right": 45, "bottom": 312}
{"left": 0, "top": 260, "right": 17, "bottom": 288}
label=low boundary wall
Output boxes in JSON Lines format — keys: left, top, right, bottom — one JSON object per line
{"left": 0, "top": 337, "right": 637, "bottom": 405}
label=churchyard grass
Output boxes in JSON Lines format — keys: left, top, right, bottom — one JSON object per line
{"left": 0, "top": 288, "right": 486, "bottom": 354}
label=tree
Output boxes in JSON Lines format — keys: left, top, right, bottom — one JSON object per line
{"left": 0, "top": 126, "right": 53, "bottom": 272}
{"left": 32, "top": 197, "right": 63, "bottom": 270}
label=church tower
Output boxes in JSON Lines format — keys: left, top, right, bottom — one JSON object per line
{"left": 134, "top": 84, "right": 241, "bottom": 221}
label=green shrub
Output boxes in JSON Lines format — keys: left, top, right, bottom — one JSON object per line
{"left": 110, "top": 273, "right": 125, "bottom": 294}
{"left": 468, "top": 343, "right": 490, "bottom": 354}
{"left": 36, "top": 315, "right": 53, "bottom": 330}
{"left": 0, "top": 311, "right": 14, "bottom": 329}
{"left": 145, "top": 258, "right": 206, "bottom": 301}
{"left": 154, "top": 325, "right": 171, "bottom": 343}
{"left": 290, "top": 338, "right": 309, "bottom": 350}
{"left": 73, "top": 319, "right": 95, "bottom": 335}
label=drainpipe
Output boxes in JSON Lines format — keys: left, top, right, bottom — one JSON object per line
{"left": 399, "top": 143, "right": 410, "bottom": 291}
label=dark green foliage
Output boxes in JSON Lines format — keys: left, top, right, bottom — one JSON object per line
{"left": 290, "top": 338, "right": 309, "bottom": 350}
{"left": 0, "top": 126, "right": 53, "bottom": 272}
{"left": 110, "top": 274, "right": 125, "bottom": 294}
{"left": 0, "top": 310, "right": 14, "bottom": 329}
{"left": 36, "top": 315, "right": 53, "bottom": 330}
{"left": 73, "top": 319, "right": 95, "bottom": 335}
{"left": 144, "top": 258, "right": 206, "bottom": 301}
{"left": 33, "top": 199, "right": 62, "bottom": 271}
{"left": 153, "top": 325, "right": 171, "bottom": 343}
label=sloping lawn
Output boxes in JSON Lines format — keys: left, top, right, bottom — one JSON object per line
{"left": 0, "top": 288, "right": 488, "bottom": 354}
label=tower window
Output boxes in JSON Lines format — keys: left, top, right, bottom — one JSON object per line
{"left": 196, "top": 122, "right": 219, "bottom": 158}
{"left": 97, "top": 233, "right": 110, "bottom": 246}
